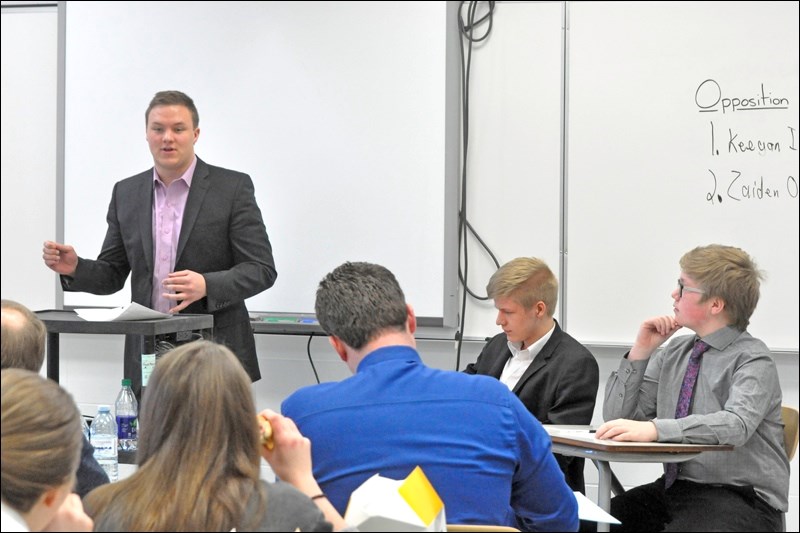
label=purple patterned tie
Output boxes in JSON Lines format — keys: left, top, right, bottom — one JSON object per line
{"left": 665, "top": 339, "right": 710, "bottom": 489}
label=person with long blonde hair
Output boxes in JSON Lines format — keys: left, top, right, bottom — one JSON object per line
{"left": 1, "top": 368, "right": 93, "bottom": 532}
{"left": 83, "top": 340, "right": 350, "bottom": 531}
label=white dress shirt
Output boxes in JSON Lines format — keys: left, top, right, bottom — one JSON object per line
{"left": 499, "top": 322, "right": 555, "bottom": 390}
{"left": 1, "top": 500, "right": 29, "bottom": 532}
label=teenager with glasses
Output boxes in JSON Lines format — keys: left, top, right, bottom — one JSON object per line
{"left": 595, "top": 244, "right": 789, "bottom": 531}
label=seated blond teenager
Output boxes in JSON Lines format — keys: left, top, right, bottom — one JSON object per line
{"left": 82, "top": 340, "right": 352, "bottom": 532}
{"left": 1, "top": 368, "right": 93, "bottom": 532}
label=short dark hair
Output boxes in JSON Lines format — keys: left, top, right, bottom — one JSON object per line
{"left": 315, "top": 262, "right": 408, "bottom": 349}
{"left": 145, "top": 90, "right": 199, "bottom": 128}
{"left": 1, "top": 299, "right": 46, "bottom": 372}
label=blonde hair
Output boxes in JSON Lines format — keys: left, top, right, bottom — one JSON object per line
{"left": 680, "top": 244, "right": 763, "bottom": 331}
{"left": 88, "top": 340, "right": 265, "bottom": 531}
{"left": 487, "top": 257, "right": 558, "bottom": 315}
{"left": 1, "top": 368, "right": 82, "bottom": 512}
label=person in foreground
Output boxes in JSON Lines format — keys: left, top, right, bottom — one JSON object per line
{"left": 1, "top": 369, "right": 93, "bottom": 532}
{"left": 42, "top": 90, "right": 276, "bottom": 396}
{"left": 282, "top": 261, "right": 578, "bottom": 531}
{"left": 82, "top": 340, "right": 351, "bottom": 531}
{"left": 596, "top": 244, "right": 789, "bottom": 532}
{"left": 1, "top": 299, "right": 109, "bottom": 497}
{"left": 464, "top": 257, "right": 599, "bottom": 494}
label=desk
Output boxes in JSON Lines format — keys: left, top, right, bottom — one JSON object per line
{"left": 36, "top": 310, "right": 213, "bottom": 385}
{"left": 544, "top": 425, "right": 734, "bottom": 532}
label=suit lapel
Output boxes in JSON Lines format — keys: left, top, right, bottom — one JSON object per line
{"left": 176, "top": 158, "right": 210, "bottom": 264}
{"left": 489, "top": 345, "right": 512, "bottom": 379}
{"left": 511, "top": 322, "right": 563, "bottom": 394}
{"left": 137, "top": 174, "right": 154, "bottom": 272}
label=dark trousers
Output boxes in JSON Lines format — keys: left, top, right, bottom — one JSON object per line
{"left": 609, "top": 476, "right": 783, "bottom": 532}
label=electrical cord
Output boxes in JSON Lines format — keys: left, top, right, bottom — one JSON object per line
{"left": 306, "top": 333, "right": 321, "bottom": 384}
{"left": 456, "top": 1, "right": 498, "bottom": 370}
{"left": 154, "top": 332, "right": 203, "bottom": 360}
{"left": 458, "top": 219, "right": 501, "bottom": 299}
{"left": 155, "top": 340, "right": 176, "bottom": 360}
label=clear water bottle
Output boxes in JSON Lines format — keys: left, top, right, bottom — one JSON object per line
{"left": 115, "top": 378, "right": 138, "bottom": 452}
{"left": 81, "top": 415, "right": 91, "bottom": 442}
{"left": 91, "top": 405, "right": 118, "bottom": 482}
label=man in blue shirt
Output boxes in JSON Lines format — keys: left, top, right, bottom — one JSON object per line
{"left": 282, "top": 262, "right": 578, "bottom": 531}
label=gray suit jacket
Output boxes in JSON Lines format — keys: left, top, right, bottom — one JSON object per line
{"left": 62, "top": 157, "right": 276, "bottom": 387}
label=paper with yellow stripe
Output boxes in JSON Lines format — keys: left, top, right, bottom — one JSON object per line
{"left": 344, "top": 466, "right": 446, "bottom": 531}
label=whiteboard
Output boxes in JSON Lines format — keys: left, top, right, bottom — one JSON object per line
{"left": 62, "top": 1, "right": 458, "bottom": 325}
{"left": 566, "top": 1, "right": 799, "bottom": 350}
{"left": 0, "top": 5, "right": 58, "bottom": 311}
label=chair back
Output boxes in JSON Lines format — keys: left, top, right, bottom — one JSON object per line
{"left": 446, "top": 526, "right": 520, "bottom": 532}
{"left": 781, "top": 405, "right": 799, "bottom": 461}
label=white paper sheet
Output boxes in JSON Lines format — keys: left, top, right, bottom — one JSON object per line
{"left": 575, "top": 491, "right": 621, "bottom": 524}
{"left": 75, "top": 302, "right": 170, "bottom": 321}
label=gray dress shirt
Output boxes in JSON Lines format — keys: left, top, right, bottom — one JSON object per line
{"left": 604, "top": 326, "right": 789, "bottom": 511}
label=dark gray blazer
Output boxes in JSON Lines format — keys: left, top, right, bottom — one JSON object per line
{"left": 62, "top": 157, "right": 276, "bottom": 389}
{"left": 465, "top": 320, "right": 599, "bottom": 493}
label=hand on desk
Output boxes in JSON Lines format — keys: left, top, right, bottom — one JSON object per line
{"left": 595, "top": 419, "right": 657, "bottom": 442}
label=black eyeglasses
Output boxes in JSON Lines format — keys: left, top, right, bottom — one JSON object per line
{"left": 677, "top": 279, "right": 705, "bottom": 298}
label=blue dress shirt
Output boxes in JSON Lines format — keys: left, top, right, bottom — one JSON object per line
{"left": 282, "top": 345, "right": 578, "bottom": 531}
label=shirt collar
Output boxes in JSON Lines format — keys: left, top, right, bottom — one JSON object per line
{"left": 697, "top": 325, "right": 743, "bottom": 352}
{"left": 152, "top": 155, "right": 197, "bottom": 188}
{"left": 0, "top": 500, "right": 29, "bottom": 531}
{"left": 507, "top": 321, "right": 556, "bottom": 360}
{"left": 356, "top": 345, "right": 421, "bottom": 372}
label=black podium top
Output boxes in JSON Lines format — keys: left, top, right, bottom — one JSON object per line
{"left": 36, "top": 310, "right": 213, "bottom": 335}
{"left": 36, "top": 310, "right": 214, "bottom": 384}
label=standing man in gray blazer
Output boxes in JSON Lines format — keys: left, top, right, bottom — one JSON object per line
{"left": 465, "top": 257, "right": 598, "bottom": 495}
{"left": 43, "top": 91, "right": 276, "bottom": 395}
